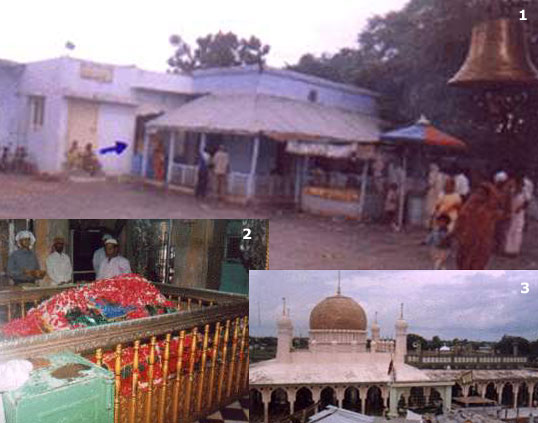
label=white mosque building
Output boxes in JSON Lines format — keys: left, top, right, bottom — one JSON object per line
{"left": 249, "top": 284, "right": 538, "bottom": 423}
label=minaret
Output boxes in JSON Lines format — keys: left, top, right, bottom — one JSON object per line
{"left": 276, "top": 297, "right": 293, "bottom": 363}
{"left": 395, "top": 303, "right": 408, "bottom": 362}
{"left": 371, "top": 311, "right": 380, "bottom": 343}
{"left": 337, "top": 270, "right": 341, "bottom": 295}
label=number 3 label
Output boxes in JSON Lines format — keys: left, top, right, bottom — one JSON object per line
{"left": 521, "top": 283, "right": 530, "bottom": 294}
{"left": 243, "top": 228, "right": 252, "bottom": 240}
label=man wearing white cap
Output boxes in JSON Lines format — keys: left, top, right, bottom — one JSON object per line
{"left": 46, "top": 237, "right": 72, "bottom": 286}
{"left": 96, "top": 238, "right": 131, "bottom": 280}
{"left": 7, "top": 231, "right": 46, "bottom": 285}
{"left": 92, "top": 234, "right": 112, "bottom": 276}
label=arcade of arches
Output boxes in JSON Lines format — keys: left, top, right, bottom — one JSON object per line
{"left": 250, "top": 383, "right": 453, "bottom": 423}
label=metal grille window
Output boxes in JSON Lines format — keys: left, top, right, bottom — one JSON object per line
{"left": 29, "top": 96, "right": 45, "bottom": 128}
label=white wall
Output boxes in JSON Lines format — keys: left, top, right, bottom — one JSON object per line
{"left": 96, "top": 103, "right": 136, "bottom": 175}
{"left": 0, "top": 65, "right": 24, "bottom": 147}
{"left": 19, "top": 58, "right": 66, "bottom": 172}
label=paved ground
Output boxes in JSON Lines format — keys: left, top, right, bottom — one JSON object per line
{"left": 2, "top": 174, "right": 537, "bottom": 270}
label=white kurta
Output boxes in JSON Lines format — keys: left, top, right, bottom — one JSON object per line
{"left": 97, "top": 256, "right": 131, "bottom": 280}
{"left": 46, "top": 252, "right": 72, "bottom": 285}
{"left": 92, "top": 247, "right": 106, "bottom": 274}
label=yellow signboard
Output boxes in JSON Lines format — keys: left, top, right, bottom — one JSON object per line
{"left": 80, "top": 62, "right": 114, "bottom": 83}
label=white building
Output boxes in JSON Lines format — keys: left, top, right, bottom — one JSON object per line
{"left": 249, "top": 287, "right": 538, "bottom": 423}
{"left": 0, "top": 57, "right": 381, "bottom": 196}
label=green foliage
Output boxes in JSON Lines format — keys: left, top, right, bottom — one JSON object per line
{"left": 168, "top": 32, "right": 270, "bottom": 73}
{"left": 289, "top": 0, "right": 538, "bottom": 174}
{"left": 407, "top": 333, "right": 428, "bottom": 350}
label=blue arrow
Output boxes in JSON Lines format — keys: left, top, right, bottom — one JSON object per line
{"left": 99, "top": 141, "right": 128, "bottom": 155}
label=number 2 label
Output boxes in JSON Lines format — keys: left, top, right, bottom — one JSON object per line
{"left": 243, "top": 228, "right": 252, "bottom": 240}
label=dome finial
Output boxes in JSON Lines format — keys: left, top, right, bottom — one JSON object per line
{"left": 337, "top": 270, "right": 341, "bottom": 295}
{"left": 400, "top": 303, "right": 404, "bottom": 319}
{"left": 375, "top": 311, "right": 378, "bottom": 323}
{"left": 282, "top": 297, "right": 286, "bottom": 316}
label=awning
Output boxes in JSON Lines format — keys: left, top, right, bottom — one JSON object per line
{"left": 381, "top": 115, "right": 467, "bottom": 150}
{"left": 147, "top": 93, "right": 381, "bottom": 144}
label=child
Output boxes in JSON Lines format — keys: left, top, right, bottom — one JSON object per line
{"left": 426, "top": 214, "right": 452, "bottom": 270}
{"left": 384, "top": 183, "right": 399, "bottom": 231}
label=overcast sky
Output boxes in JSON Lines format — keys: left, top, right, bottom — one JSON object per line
{"left": 2, "top": 0, "right": 408, "bottom": 71}
{"left": 250, "top": 270, "right": 538, "bottom": 342}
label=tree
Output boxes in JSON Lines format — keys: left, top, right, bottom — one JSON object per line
{"left": 407, "top": 333, "right": 427, "bottom": 351}
{"left": 495, "top": 335, "right": 531, "bottom": 356}
{"left": 288, "top": 0, "right": 538, "bottom": 175}
{"left": 168, "top": 31, "right": 270, "bottom": 73}
{"left": 430, "top": 335, "right": 443, "bottom": 350}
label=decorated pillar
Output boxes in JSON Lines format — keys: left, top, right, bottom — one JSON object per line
{"left": 360, "top": 386, "right": 368, "bottom": 415}
{"left": 335, "top": 388, "right": 345, "bottom": 409}
{"left": 528, "top": 382, "right": 535, "bottom": 407}
{"left": 513, "top": 383, "right": 519, "bottom": 409}
{"left": 424, "top": 386, "right": 432, "bottom": 405}
{"left": 288, "top": 388, "right": 296, "bottom": 414}
{"left": 480, "top": 383, "right": 487, "bottom": 398}
{"left": 311, "top": 387, "right": 321, "bottom": 412}
{"left": 395, "top": 304, "right": 408, "bottom": 363}
{"left": 261, "top": 389, "right": 271, "bottom": 423}
{"left": 497, "top": 384, "right": 503, "bottom": 405}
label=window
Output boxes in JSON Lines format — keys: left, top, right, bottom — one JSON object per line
{"left": 29, "top": 96, "right": 45, "bottom": 129}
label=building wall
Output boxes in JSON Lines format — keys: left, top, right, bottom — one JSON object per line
{"left": 96, "top": 103, "right": 136, "bottom": 174}
{"left": 18, "top": 59, "right": 67, "bottom": 172}
{"left": 0, "top": 65, "right": 25, "bottom": 147}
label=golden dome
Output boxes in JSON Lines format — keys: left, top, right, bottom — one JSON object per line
{"left": 309, "top": 295, "right": 367, "bottom": 331}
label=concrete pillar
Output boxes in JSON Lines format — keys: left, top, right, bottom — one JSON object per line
{"left": 335, "top": 388, "right": 344, "bottom": 409}
{"left": 311, "top": 388, "right": 321, "bottom": 412}
{"left": 247, "top": 135, "right": 260, "bottom": 199}
{"left": 424, "top": 387, "right": 432, "bottom": 405}
{"left": 166, "top": 131, "right": 176, "bottom": 185}
{"left": 514, "top": 384, "right": 519, "bottom": 409}
{"left": 358, "top": 160, "right": 370, "bottom": 220}
{"left": 444, "top": 385, "right": 452, "bottom": 414}
{"left": 289, "top": 388, "right": 296, "bottom": 414}
{"left": 528, "top": 383, "right": 535, "bottom": 407}
{"left": 360, "top": 386, "right": 368, "bottom": 415}
{"left": 261, "top": 390, "right": 271, "bottom": 423}
{"left": 388, "top": 387, "right": 399, "bottom": 418}
{"left": 480, "top": 383, "right": 487, "bottom": 398}
{"left": 497, "top": 384, "right": 503, "bottom": 405}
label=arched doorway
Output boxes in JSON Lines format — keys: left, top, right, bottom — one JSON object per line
{"left": 452, "top": 383, "right": 463, "bottom": 398}
{"left": 365, "top": 386, "right": 384, "bottom": 416}
{"left": 270, "top": 388, "right": 290, "bottom": 420}
{"left": 517, "top": 383, "right": 529, "bottom": 407}
{"left": 343, "top": 387, "right": 361, "bottom": 412}
{"left": 249, "top": 389, "right": 264, "bottom": 420}
{"left": 533, "top": 385, "right": 538, "bottom": 407}
{"left": 409, "top": 387, "right": 426, "bottom": 409}
{"left": 485, "top": 383, "right": 498, "bottom": 402}
{"left": 501, "top": 383, "right": 514, "bottom": 407}
{"left": 320, "top": 387, "right": 337, "bottom": 411}
{"left": 468, "top": 385, "right": 479, "bottom": 397}
{"left": 430, "top": 389, "right": 443, "bottom": 412}
{"left": 294, "top": 387, "right": 314, "bottom": 414}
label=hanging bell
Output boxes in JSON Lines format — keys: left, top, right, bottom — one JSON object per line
{"left": 448, "top": 18, "right": 538, "bottom": 87}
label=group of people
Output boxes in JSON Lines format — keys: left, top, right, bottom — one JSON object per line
{"left": 6, "top": 231, "right": 131, "bottom": 286}
{"left": 422, "top": 164, "right": 534, "bottom": 270}
{"left": 66, "top": 141, "right": 102, "bottom": 176}
{"left": 195, "top": 144, "right": 230, "bottom": 201}
{"left": 0, "top": 145, "right": 34, "bottom": 174}
{"left": 151, "top": 140, "right": 230, "bottom": 202}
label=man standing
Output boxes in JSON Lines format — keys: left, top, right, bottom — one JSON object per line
{"left": 7, "top": 231, "right": 46, "bottom": 285}
{"left": 46, "top": 237, "right": 72, "bottom": 286}
{"left": 213, "top": 144, "right": 230, "bottom": 201}
{"left": 195, "top": 147, "right": 211, "bottom": 200}
{"left": 93, "top": 234, "right": 112, "bottom": 275}
{"left": 96, "top": 238, "right": 131, "bottom": 280}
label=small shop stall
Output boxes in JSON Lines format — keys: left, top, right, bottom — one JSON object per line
{"left": 380, "top": 116, "right": 468, "bottom": 227}
{"left": 287, "top": 141, "right": 384, "bottom": 220}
